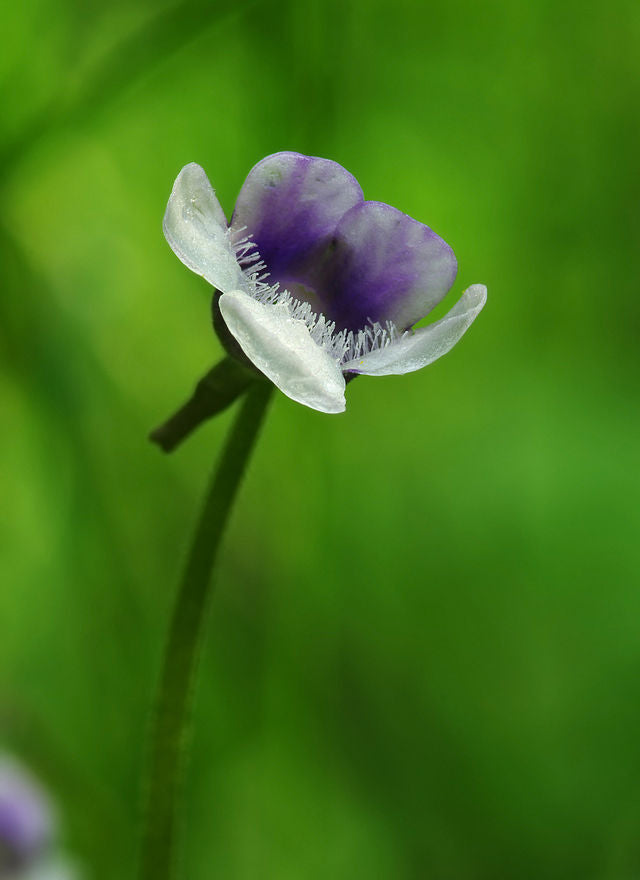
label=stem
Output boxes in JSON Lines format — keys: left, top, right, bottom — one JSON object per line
{"left": 139, "top": 381, "right": 273, "bottom": 880}
{"left": 149, "top": 358, "right": 255, "bottom": 453}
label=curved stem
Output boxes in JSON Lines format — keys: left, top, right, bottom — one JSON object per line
{"left": 139, "top": 381, "right": 273, "bottom": 880}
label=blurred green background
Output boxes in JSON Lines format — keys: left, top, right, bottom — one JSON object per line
{"left": 1, "top": 0, "right": 639, "bottom": 877}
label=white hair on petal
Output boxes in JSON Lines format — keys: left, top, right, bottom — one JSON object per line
{"left": 229, "top": 228, "right": 405, "bottom": 366}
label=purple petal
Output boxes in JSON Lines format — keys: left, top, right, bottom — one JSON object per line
{"left": 231, "top": 153, "right": 457, "bottom": 335}
{"left": 318, "top": 201, "right": 457, "bottom": 333}
{"left": 230, "top": 152, "right": 363, "bottom": 289}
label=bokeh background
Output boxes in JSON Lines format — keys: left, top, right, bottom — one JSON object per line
{"left": 1, "top": 0, "right": 639, "bottom": 877}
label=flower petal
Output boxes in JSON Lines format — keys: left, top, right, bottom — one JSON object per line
{"left": 230, "top": 152, "right": 363, "bottom": 287}
{"left": 163, "top": 163, "right": 247, "bottom": 292}
{"left": 343, "top": 284, "right": 487, "bottom": 376}
{"left": 25, "top": 859, "right": 79, "bottom": 880}
{"left": 318, "top": 200, "right": 458, "bottom": 333}
{"left": 218, "top": 290, "right": 346, "bottom": 414}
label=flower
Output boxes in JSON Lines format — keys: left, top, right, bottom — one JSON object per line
{"left": 0, "top": 756, "right": 54, "bottom": 875}
{"left": 163, "top": 152, "right": 486, "bottom": 414}
{"left": 0, "top": 756, "right": 77, "bottom": 880}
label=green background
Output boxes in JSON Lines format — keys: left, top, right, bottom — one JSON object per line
{"left": 2, "top": 0, "right": 639, "bottom": 877}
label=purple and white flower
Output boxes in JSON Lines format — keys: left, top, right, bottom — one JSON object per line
{"left": 0, "top": 757, "right": 77, "bottom": 880}
{"left": 0, "top": 756, "right": 55, "bottom": 873}
{"left": 163, "top": 152, "right": 486, "bottom": 414}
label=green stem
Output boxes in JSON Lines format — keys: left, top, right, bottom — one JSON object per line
{"left": 149, "top": 358, "right": 255, "bottom": 453}
{"left": 139, "top": 381, "right": 273, "bottom": 880}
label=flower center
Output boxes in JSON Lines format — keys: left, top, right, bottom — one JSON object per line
{"left": 281, "top": 280, "right": 324, "bottom": 315}
{"left": 231, "top": 229, "right": 403, "bottom": 367}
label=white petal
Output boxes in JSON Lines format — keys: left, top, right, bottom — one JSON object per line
{"left": 25, "top": 859, "right": 80, "bottom": 880}
{"left": 163, "top": 163, "right": 247, "bottom": 293}
{"left": 343, "top": 284, "right": 487, "bottom": 376}
{"left": 219, "top": 290, "right": 346, "bottom": 414}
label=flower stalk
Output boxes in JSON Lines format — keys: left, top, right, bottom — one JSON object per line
{"left": 149, "top": 356, "right": 255, "bottom": 453}
{"left": 139, "top": 380, "right": 273, "bottom": 880}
